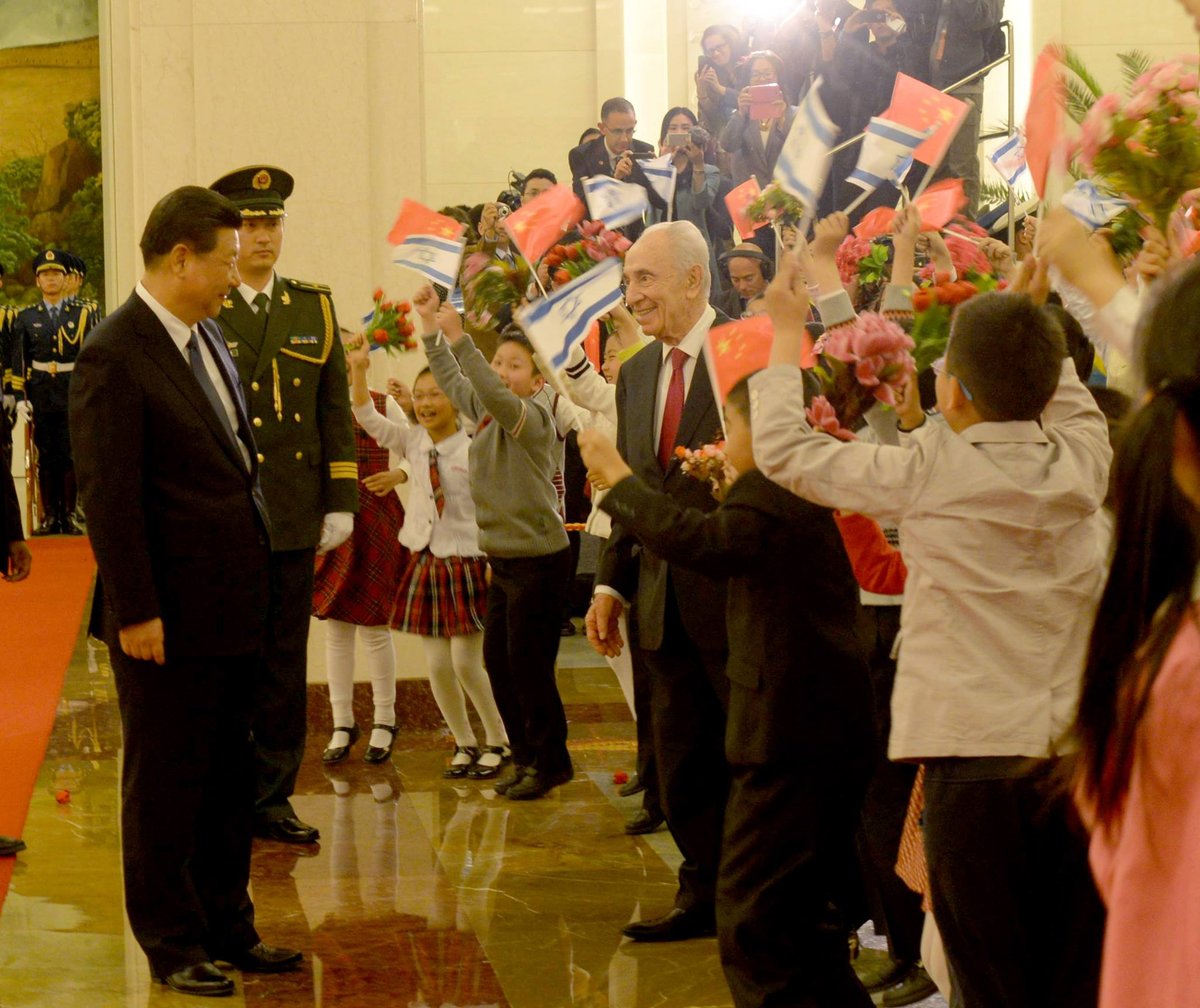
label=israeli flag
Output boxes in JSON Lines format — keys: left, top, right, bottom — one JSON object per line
{"left": 846, "top": 118, "right": 930, "bottom": 192}
{"left": 1061, "top": 179, "right": 1130, "bottom": 229}
{"left": 392, "top": 233, "right": 465, "bottom": 289}
{"left": 583, "top": 175, "right": 651, "bottom": 229}
{"left": 517, "top": 257, "right": 623, "bottom": 370}
{"left": 775, "top": 77, "right": 838, "bottom": 210}
{"left": 988, "top": 133, "right": 1027, "bottom": 187}
{"left": 448, "top": 287, "right": 465, "bottom": 312}
{"left": 640, "top": 154, "right": 679, "bottom": 209}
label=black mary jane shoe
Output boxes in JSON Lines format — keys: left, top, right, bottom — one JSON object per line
{"left": 442, "top": 745, "right": 480, "bottom": 779}
{"left": 363, "top": 723, "right": 398, "bottom": 764}
{"left": 465, "top": 744, "right": 511, "bottom": 780}
{"left": 321, "top": 724, "right": 360, "bottom": 764}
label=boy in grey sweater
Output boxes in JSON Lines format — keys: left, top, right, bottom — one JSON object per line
{"left": 415, "top": 286, "right": 573, "bottom": 800}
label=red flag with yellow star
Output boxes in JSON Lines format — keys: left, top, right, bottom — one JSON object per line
{"left": 883, "top": 74, "right": 969, "bottom": 171}
{"left": 387, "top": 200, "right": 465, "bottom": 246}
{"left": 1024, "top": 44, "right": 1067, "bottom": 199}
{"left": 704, "top": 316, "right": 814, "bottom": 409}
{"left": 502, "top": 184, "right": 585, "bottom": 265}
{"left": 388, "top": 200, "right": 467, "bottom": 289}
{"left": 724, "top": 177, "right": 765, "bottom": 241}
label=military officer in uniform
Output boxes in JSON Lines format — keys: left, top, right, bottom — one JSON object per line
{"left": 10, "top": 249, "right": 99, "bottom": 534}
{"left": 1, "top": 260, "right": 16, "bottom": 464}
{"left": 210, "top": 166, "right": 358, "bottom": 846}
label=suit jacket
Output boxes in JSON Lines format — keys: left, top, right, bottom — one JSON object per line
{"left": 216, "top": 276, "right": 358, "bottom": 552}
{"left": 568, "top": 137, "right": 668, "bottom": 240}
{"left": 601, "top": 469, "right": 874, "bottom": 767}
{"left": 595, "top": 326, "right": 728, "bottom": 653}
{"left": 69, "top": 292, "right": 271, "bottom": 658}
{"left": 718, "top": 106, "right": 798, "bottom": 188}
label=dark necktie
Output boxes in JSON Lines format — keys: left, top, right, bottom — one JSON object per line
{"left": 429, "top": 448, "right": 445, "bottom": 518}
{"left": 253, "top": 291, "right": 269, "bottom": 335}
{"left": 48, "top": 305, "right": 60, "bottom": 329}
{"left": 657, "top": 347, "right": 687, "bottom": 470}
{"left": 187, "top": 329, "right": 242, "bottom": 461}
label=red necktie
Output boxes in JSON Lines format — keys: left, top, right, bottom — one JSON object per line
{"left": 657, "top": 347, "right": 688, "bottom": 470}
{"left": 429, "top": 448, "right": 445, "bottom": 517}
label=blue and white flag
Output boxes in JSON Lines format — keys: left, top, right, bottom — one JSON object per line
{"left": 774, "top": 77, "right": 839, "bottom": 211}
{"left": 988, "top": 133, "right": 1027, "bottom": 187}
{"left": 1061, "top": 179, "right": 1130, "bottom": 229}
{"left": 583, "top": 175, "right": 650, "bottom": 229}
{"left": 448, "top": 287, "right": 465, "bottom": 312}
{"left": 516, "top": 257, "right": 623, "bottom": 370}
{"left": 846, "top": 117, "right": 930, "bottom": 192}
{"left": 640, "top": 154, "right": 678, "bottom": 209}
{"left": 392, "top": 234, "right": 465, "bottom": 289}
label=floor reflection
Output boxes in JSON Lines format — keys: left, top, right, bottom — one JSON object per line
{"left": 0, "top": 625, "right": 733, "bottom": 1008}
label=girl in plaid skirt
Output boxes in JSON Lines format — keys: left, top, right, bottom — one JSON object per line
{"left": 346, "top": 340, "right": 510, "bottom": 780}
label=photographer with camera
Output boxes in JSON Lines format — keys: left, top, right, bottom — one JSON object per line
{"left": 694, "top": 24, "right": 744, "bottom": 141}
{"left": 718, "top": 50, "right": 796, "bottom": 192}
{"left": 651, "top": 109, "right": 724, "bottom": 289}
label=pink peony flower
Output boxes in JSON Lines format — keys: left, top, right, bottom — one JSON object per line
{"left": 1179, "top": 72, "right": 1199, "bottom": 92}
{"left": 1123, "top": 91, "right": 1156, "bottom": 120}
{"left": 835, "top": 235, "right": 873, "bottom": 286}
{"left": 806, "top": 396, "right": 857, "bottom": 441}
{"left": 1151, "top": 64, "right": 1182, "bottom": 93}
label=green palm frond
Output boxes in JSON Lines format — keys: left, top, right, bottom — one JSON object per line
{"left": 1118, "top": 50, "right": 1151, "bottom": 92}
{"left": 1064, "top": 78, "right": 1098, "bottom": 124}
{"left": 1056, "top": 45, "right": 1105, "bottom": 101}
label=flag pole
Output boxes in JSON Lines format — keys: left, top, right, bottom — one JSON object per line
{"left": 517, "top": 250, "right": 550, "bottom": 300}
{"left": 841, "top": 188, "right": 873, "bottom": 217}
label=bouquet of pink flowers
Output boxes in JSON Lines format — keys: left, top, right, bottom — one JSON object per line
{"left": 1077, "top": 57, "right": 1200, "bottom": 233}
{"left": 746, "top": 181, "right": 806, "bottom": 227}
{"left": 811, "top": 312, "right": 915, "bottom": 433}
{"left": 543, "top": 220, "right": 631, "bottom": 289}
{"left": 674, "top": 440, "right": 729, "bottom": 497}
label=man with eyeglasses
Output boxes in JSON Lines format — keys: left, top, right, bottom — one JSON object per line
{"left": 569, "top": 97, "right": 667, "bottom": 241}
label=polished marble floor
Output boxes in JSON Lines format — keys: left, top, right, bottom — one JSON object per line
{"left": 0, "top": 615, "right": 944, "bottom": 1008}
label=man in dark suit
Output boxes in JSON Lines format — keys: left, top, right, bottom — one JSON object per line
{"left": 586, "top": 220, "right": 730, "bottom": 942}
{"left": 70, "top": 186, "right": 301, "bottom": 997}
{"left": 569, "top": 97, "right": 668, "bottom": 241}
{"left": 209, "top": 166, "right": 358, "bottom": 846}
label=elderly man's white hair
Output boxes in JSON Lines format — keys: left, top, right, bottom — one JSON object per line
{"left": 639, "top": 220, "right": 712, "bottom": 299}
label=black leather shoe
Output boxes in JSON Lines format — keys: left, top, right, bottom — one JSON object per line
{"left": 624, "top": 809, "right": 665, "bottom": 835}
{"left": 33, "top": 516, "right": 58, "bottom": 536}
{"left": 617, "top": 776, "right": 645, "bottom": 797}
{"left": 465, "top": 745, "right": 510, "bottom": 779}
{"left": 621, "top": 907, "right": 716, "bottom": 943}
{"left": 442, "top": 745, "right": 479, "bottom": 779}
{"left": 62, "top": 514, "right": 84, "bottom": 535}
{"left": 213, "top": 942, "right": 303, "bottom": 974}
{"left": 0, "top": 835, "right": 26, "bottom": 857}
{"left": 154, "top": 961, "right": 234, "bottom": 997}
{"left": 492, "top": 763, "right": 525, "bottom": 794}
{"left": 322, "top": 724, "right": 359, "bottom": 764}
{"left": 506, "top": 765, "right": 573, "bottom": 801}
{"left": 363, "top": 723, "right": 398, "bottom": 764}
{"left": 254, "top": 817, "right": 319, "bottom": 844}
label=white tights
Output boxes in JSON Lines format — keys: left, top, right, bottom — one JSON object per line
{"left": 325, "top": 620, "right": 396, "bottom": 749}
{"left": 421, "top": 633, "right": 507, "bottom": 749}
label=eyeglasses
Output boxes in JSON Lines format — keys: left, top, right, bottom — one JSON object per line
{"left": 931, "top": 356, "right": 973, "bottom": 401}
{"left": 704, "top": 41, "right": 729, "bottom": 57}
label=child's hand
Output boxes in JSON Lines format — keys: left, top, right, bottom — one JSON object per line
{"left": 925, "top": 228, "right": 953, "bottom": 275}
{"left": 363, "top": 468, "right": 408, "bottom": 495}
{"left": 578, "top": 429, "right": 633, "bottom": 488}
{"left": 810, "top": 212, "right": 850, "bottom": 262}
{"left": 978, "top": 237, "right": 1014, "bottom": 278}
{"left": 1010, "top": 253, "right": 1051, "bottom": 305}
{"left": 386, "top": 378, "right": 414, "bottom": 418}
{"left": 895, "top": 373, "right": 925, "bottom": 430}
{"left": 413, "top": 285, "right": 441, "bottom": 332}
{"left": 892, "top": 204, "right": 921, "bottom": 248}
{"left": 764, "top": 246, "right": 811, "bottom": 326}
{"left": 344, "top": 334, "right": 370, "bottom": 373}
{"left": 436, "top": 302, "right": 465, "bottom": 343}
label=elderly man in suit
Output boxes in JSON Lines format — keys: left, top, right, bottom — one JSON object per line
{"left": 70, "top": 186, "right": 301, "bottom": 997}
{"left": 586, "top": 220, "right": 730, "bottom": 942}
{"left": 569, "top": 97, "right": 668, "bottom": 241}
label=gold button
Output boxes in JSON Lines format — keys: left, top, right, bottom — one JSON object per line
{"left": 292, "top": 378, "right": 301, "bottom": 387}
{"left": 252, "top": 417, "right": 262, "bottom": 427}
{"left": 294, "top": 413, "right": 302, "bottom": 423}
{"left": 251, "top": 381, "right": 260, "bottom": 391}
{"left": 256, "top": 452, "right": 264, "bottom": 463}
{"left": 295, "top": 451, "right": 304, "bottom": 460}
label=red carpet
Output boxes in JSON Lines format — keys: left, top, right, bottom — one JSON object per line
{"left": 0, "top": 537, "right": 96, "bottom": 912}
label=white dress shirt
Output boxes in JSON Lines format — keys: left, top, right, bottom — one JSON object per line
{"left": 352, "top": 400, "right": 482, "bottom": 558}
{"left": 752, "top": 359, "right": 1112, "bottom": 761}
{"left": 136, "top": 282, "right": 249, "bottom": 469}
{"left": 653, "top": 305, "right": 716, "bottom": 448}
{"left": 238, "top": 274, "right": 275, "bottom": 311}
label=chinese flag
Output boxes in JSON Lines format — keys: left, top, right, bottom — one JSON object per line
{"left": 704, "top": 316, "right": 814, "bottom": 407}
{"left": 1024, "top": 44, "right": 1067, "bottom": 199}
{"left": 502, "top": 184, "right": 585, "bottom": 264}
{"left": 582, "top": 320, "right": 602, "bottom": 371}
{"left": 914, "top": 178, "right": 968, "bottom": 230}
{"left": 883, "top": 74, "right": 970, "bottom": 169}
{"left": 724, "top": 177, "right": 765, "bottom": 241}
{"left": 387, "top": 199, "right": 466, "bottom": 245}
{"left": 854, "top": 206, "right": 898, "bottom": 241}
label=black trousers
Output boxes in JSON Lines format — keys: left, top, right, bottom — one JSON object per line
{"left": 32, "top": 407, "right": 72, "bottom": 517}
{"left": 253, "top": 547, "right": 316, "bottom": 823}
{"left": 637, "top": 594, "right": 729, "bottom": 913}
{"left": 484, "top": 549, "right": 573, "bottom": 775}
{"left": 923, "top": 757, "right": 1104, "bottom": 1008}
{"left": 854, "top": 605, "right": 924, "bottom": 962}
{"left": 718, "top": 761, "right": 874, "bottom": 1008}
{"left": 630, "top": 644, "right": 662, "bottom": 818}
{"left": 111, "top": 645, "right": 260, "bottom": 975}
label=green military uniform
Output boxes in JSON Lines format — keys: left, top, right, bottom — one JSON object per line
{"left": 211, "top": 165, "right": 357, "bottom": 842}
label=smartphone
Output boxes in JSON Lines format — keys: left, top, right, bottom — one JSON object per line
{"left": 697, "top": 55, "right": 710, "bottom": 74}
{"left": 665, "top": 131, "right": 691, "bottom": 148}
{"left": 748, "top": 82, "right": 784, "bottom": 119}
{"left": 864, "top": 9, "right": 888, "bottom": 22}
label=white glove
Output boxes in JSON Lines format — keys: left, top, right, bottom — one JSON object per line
{"left": 16, "top": 400, "right": 32, "bottom": 423}
{"left": 316, "top": 511, "right": 354, "bottom": 555}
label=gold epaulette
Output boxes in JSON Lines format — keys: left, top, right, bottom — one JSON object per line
{"left": 285, "top": 277, "right": 332, "bottom": 295}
